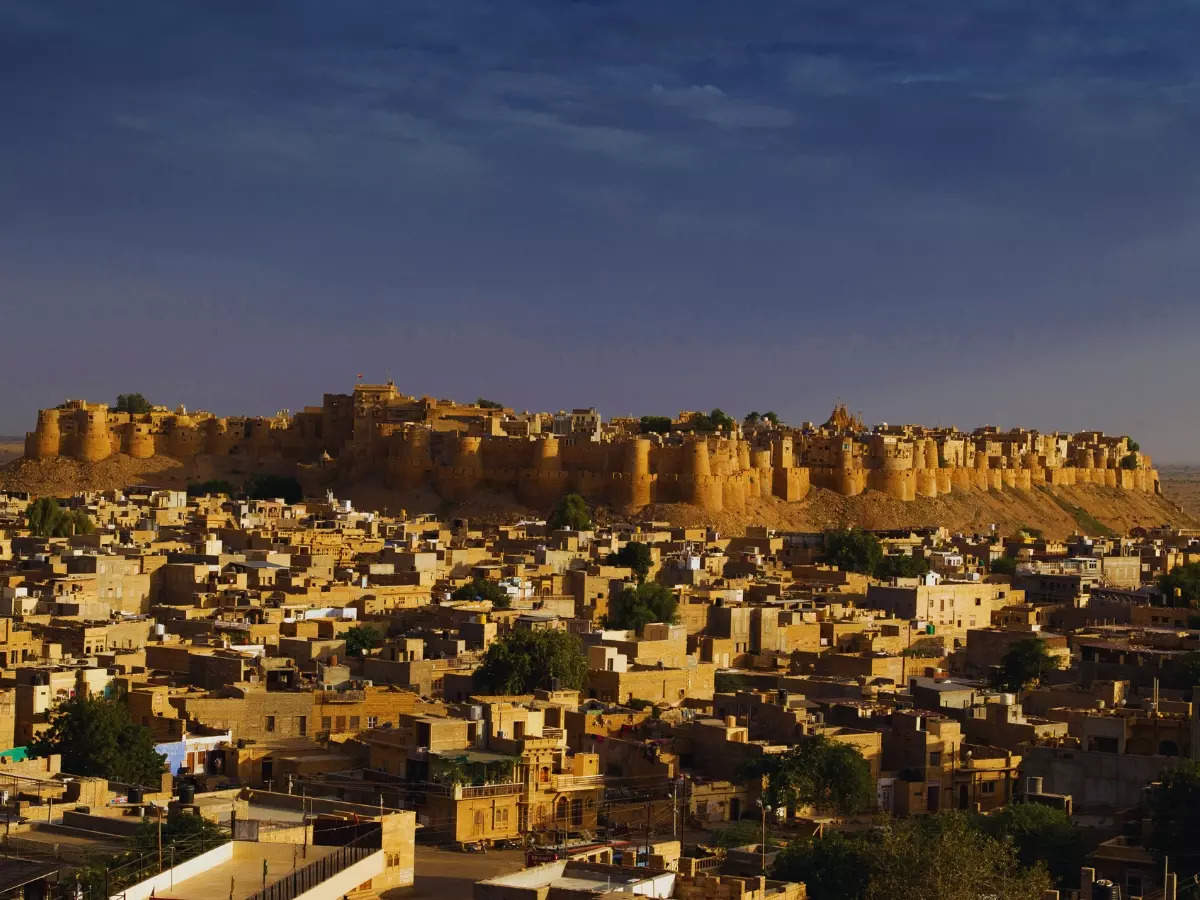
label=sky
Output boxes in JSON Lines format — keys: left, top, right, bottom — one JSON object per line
{"left": 2, "top": 2, "right": 1199, "bottom": 460}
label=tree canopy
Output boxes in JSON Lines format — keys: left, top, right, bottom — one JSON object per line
{"left": 989, "top": 556, "right": 1018, "bottom": 576}
{"left": 1148, "top": 761, "right": 1200, "bottom": 881}
{"left": 474, "top": 629, "right": 587, "bottom": 694}
{"left": 1158, "top": 562, "right": 1200, "bottom": 608}
{"left": 605, "top": 581, "right": 679, "bottom": 633}
{"left": 475, "top": 398, "right": 503, "bottom": 409}
{"left": 995, "top": 637, "right": 1060, "bottom": 692}
{"left": 774, "top": 813, "right": 1052, "bottom": 900}
{"left": 451, "top": 577, "right": 511, "bottom": 608}
{"left": 744, "top": 411, "right": 761, "bottom": 426}
{"left": 245, "top": 474, "right": 303, "bottom": 504}
{"left": 113, "top": 393, "right": 151, "bottom": 414}
{"left": 343, "top": 624, "right": 384, "bottom": 657}
{"left": 973, "top": 803, "right": 1087, "bottom": 890}
{"left": 548, "top": 493, "right": 592, "bottom": 530}
{"left": 742, "top": 735, "right": 874, "bottom": 816}
{"left": 607, "top": 541, "right": 653, "bottom": 583}
{"left": 29, "top": 695, "right": 165, "bottom": 786}
{"left": 823, "top": 528, "right": 883, "bottom": 575}
{"left": 26, "top": 497, "right": 95, "bottom": 538}
{"left": 639, "top": 415, "right": 673, "bottom": 435}
{"left": 875, "top": 554, "right": 930, "bottom": 579}
{"left": 691, "top": 408, "right": 735, "bottom": 432}
{"left": 762, "top": 411, "right": 779, "bottom": 425}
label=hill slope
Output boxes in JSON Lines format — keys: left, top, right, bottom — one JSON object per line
{"left": 1, "top": 452, "right": 1192, "bottom": 538}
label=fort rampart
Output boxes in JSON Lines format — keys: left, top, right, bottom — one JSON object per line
{"left": 24, "top": 391, "right": 1160, "bottom": 512}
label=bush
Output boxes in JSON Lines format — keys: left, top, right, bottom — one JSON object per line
{"left": 245, "top": 474, "right": 303, "bottom": 504}
{"left": 605, "top": 582, "right": 678, "bottom": 633}
{"left": 474, "top": 630, "right": 587, "bottom": 694}
{"left": 639, "top": 416, "right": 673, "bottom": 434}
{"left": 344, "top": 624, "right": 384, "bottom": 657}
{"left": 823, "top": 528, "right": 883, "bottom": 575}
{"left": 989, "top": 556, "right": 1018, "bottom": 576}
{"left": 875, "top": 554, "right": 930, "bottom": 579}
{"left": 26, "top": 497, "right": 94, "bottom": 537}
{"left": 113, "top": 393, "right": 151, "bottom": 414}
{"left": 548, "top": 493, "right": 592, "bottom": 530}
{"left": 451, "top": 578, "right": 511, "bottom": 608}
{"left": 607, "top": 541, "right": 653, "bottom": 582}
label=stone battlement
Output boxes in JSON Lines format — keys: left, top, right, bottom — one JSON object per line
{"left": 23, "top": 388, "right": 1160, "bottom": 511}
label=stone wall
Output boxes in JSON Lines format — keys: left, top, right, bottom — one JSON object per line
{"left": 24, "top": 395, "right": 1160, "bottom": 512}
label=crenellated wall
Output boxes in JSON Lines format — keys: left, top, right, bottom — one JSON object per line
{"left": 23, "top": 393, "right": 1161, "bottom": 512}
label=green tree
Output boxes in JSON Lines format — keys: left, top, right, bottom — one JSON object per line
{"left": 823, "top": 528, "right": 883, "bottom": 575}
{"left": 1148, "top": 761, "right": 1200, "bottom": 881}
{"left": 548, "top": 493, "right": 592, "bottom": 530}
{"left": 26, "top": 498, "right": 94, "bottom": 537}
{"left": 451, "top": 577, "right": 511, "bottom": 609}
{"left": 605, "top": 582, "right": 678, "bottom": 633}
{"left": 866, "top": 813, "right": 1052, "bottom": 900}
{"left": 974, "top": 803, "right": 1087, "bottom": 890}
{"left": 989, "top": 556, "right": 1018, "bottom": 576}
{"left": 476, "top": 398, "right": 503, "bottom": 409}
{"left": 113, "top": 393, "right": 151, "bottom": 414}
{"left": 743, "top": 735, "right": 874, "bottom": 817}
{"left": 763, "top": 411, "right": 779, "bottom": 425}
{"left": 709, "top": 408, "right": 735, "bottom": 431}
{"left": 474, "top": 629, "right": 587, "bottom": 694}
{"left": 995, "top": 637, "right": 1060, "bottom": 692}
{"left": 29, "top": 695, "right": 165, "bottom": 785}
{"left": 1159, "top": 562, "right": 1200, "bottom": 607}
{"left": 875, "top": 554, "right": 930, "bottom": 579}
{"left": 775, "top": 815, "right": 1052, "bottom": 900}
{"left": 639, "top": 415, "right": 673, "bottom": 434}
{"left": 245, "top": 474, "right": 303, "bottom": 504}
{"left": 1128, "top": 440, "right": 1141, "bottom": 453}
{"left": 744, "top": 411, "right": 761, "bottom": 426}
{"left": 1120, "top": 453, "right": 1139, "bottom": 470}
{"left": 343, "top": 624, "right": 384, "bottom": 657}
{"left": 607, "top": 541, "right": 653, "bottom": 583}
{"left": 773, "top": 831, "right": 873, "bottom": 900}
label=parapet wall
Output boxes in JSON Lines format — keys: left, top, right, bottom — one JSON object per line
{"left": 23, "top": 399, "right": 1161, "bottom": 512}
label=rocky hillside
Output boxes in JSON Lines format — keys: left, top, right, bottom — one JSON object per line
{"left": 1, "top": 451, "right": 1193, "bottom": 538}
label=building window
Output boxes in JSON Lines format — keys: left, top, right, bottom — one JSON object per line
{"left": 265, "top": 716, "right": 275, "bottom": 732}
{"left": 322, "top": 716, "right": 332, "bottom": 731}
{"left": 367, "top": 716, "right": 378, "bottom": 728}
{"left": 929, "top": 751, "right": 941, "bottom": 767}
{"left": 349, "top": 716, "right": 361, "bottom": 730}
{"left": 297, "top": 716, "right": 307, "bottom": 736}
{"left": 981, "top": 781, "right": 996, "bottom": 794}
{"left": 336, "top": 716, "right": 346, "bottom": 731}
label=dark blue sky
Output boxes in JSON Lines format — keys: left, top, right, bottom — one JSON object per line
{"left": 3, "top": 2, "right": 1198, "bottom": 459}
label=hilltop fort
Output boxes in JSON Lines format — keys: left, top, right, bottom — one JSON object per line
{"left": 21, "top": 383, "right": 1161, "bottom": 513}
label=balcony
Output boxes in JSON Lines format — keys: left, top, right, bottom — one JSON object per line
{"left": 551, "top": 773, "right": 607, "bottom": 791}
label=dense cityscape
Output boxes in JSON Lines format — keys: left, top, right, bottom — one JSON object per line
{"left": 0, "top": 417, "right": 1197, "bottom": 898}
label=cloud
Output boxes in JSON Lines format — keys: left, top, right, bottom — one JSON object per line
{"left": 650, "top": 83, "right": 796, "bottom": 129}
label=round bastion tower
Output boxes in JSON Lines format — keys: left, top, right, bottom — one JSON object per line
{"left": 77, "top": 407, "right": 112, "bottom": 462}
{"left": 622, "top": 438, "right": 653, "bottom": 508}
{"left": 30, "top": 408, "right": 62, "bottom": 459}
{"left": 126, "top": 422, "right": 155, "bottom": 459}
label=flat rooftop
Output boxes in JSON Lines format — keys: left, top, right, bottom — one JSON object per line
{"left": 163, "top": 842, "right": 337, "bottom": 900}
